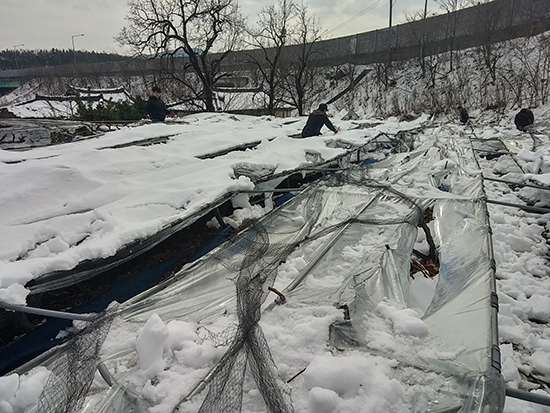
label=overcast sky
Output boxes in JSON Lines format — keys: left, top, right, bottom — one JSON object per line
{"left": 1, "top": 0, "right": 429, "bottom": 54}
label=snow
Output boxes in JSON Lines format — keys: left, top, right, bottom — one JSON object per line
{"left": 531, "top": 174, "right": 550, "bottom": 186}
{"left": 136, "top": 314, "right": 170, "bottom": 378}
{"left": 0, "top": 284, "right": 28, "bottom": 304}
{"left": 3, "top": 86, "right": 134, "bottom": 119}
{"left": 0, "top": 367, "right": 50, "bottom": 413}
{"left": 376, "top": 302, "right": 429, "bottom": 338}
{"left": 0, "top": 112, "right": 384, "bottom": 303}
{"left": 303, "top": 353, "right": 405, "bottom": 404}
{"left": 9, "top": 99, "right": 78, "bottom": 119}
{"left": 307, "top": 387, "right": 339, "bottom": 413}
{"left": 1, "top": 105, "right": 550, "bottom": 413}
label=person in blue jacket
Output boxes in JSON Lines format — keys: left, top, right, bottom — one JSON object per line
{"left": 145, "top": 86, "right": 175, "bottom": 122}
{"left": 514, "top": 108, "right": 534, "bottom": 131}
{"left": 301, "top": 103, "right": 338, "bottom": 138}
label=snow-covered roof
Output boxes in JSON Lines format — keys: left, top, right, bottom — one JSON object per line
{"left": 0, "top": 112, "right": 430, "bottom": 303}
{"left": 1, "top": 109, "right": 550, "bottom": 413}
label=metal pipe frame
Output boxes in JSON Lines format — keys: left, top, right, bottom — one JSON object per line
{"left": 0, "top": 301, "right": 97, "bottom": 321}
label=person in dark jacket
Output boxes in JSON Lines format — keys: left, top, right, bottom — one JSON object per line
{"left": 514, "top": 108, "right": 534, "bottom": 131}
{"left": 301, "top": 103, "right": 338, "bottom": 138}
{"left": 457, "top": 106, "right": 469, "bottom": 124}
{"left": 145, "top": 86, "right": 174, "bottom": 122}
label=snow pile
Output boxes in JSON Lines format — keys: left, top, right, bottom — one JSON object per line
{"left": 0, "top": 368, "right": 50, "bottom": 413}
{"left": 376, "top": 302, "right": 429, "bottom": 338}
{"left": 136, "top": 314, "right": 170, "bottom": 378}
{"left": 303, "top": 353, "right": 405, "bottom": 409}
{"left": 98, "top": 303, "right": 422, "bottom": 413}
{"left": 224, "top": 191, "right": 273, "bottom": 229}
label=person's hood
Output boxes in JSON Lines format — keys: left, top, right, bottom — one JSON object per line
{"left": 312, "top": 110, "right": 326, "bottom": 115}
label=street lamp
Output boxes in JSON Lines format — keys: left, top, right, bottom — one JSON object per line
{"left": 72, "top": 34, "right": 84, "bottom": 64}
{"left": 13, "top": 44, "right": 24, "bottom": 69}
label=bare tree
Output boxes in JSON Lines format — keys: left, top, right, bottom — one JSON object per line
{"left": 245, "top": 0, "right": 295, "bottom": 115}
{"left": 279, "top": 4, "right": 325, "bottom": 115}
{"left": 404, "top": 10, "right": 430, "bottom": 78}
{"left": 326, "top": 64, "right": 370, "bottom": 109}
{"left": 404, "top": 10, "right": 445, "bottom": 91}
{"left": 468, "top": 0, "right": 504, "bottom": 82}
{"left": 508, "top": 35, "right": 550, "bottom": 107}
{"left": 435, "top": 0, "right": 467, "bottom": 71}
{"left": 117, "top": 0, "right": 244, "bottom": 112}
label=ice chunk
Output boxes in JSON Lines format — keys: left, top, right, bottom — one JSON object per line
{"left": 136, "top": 314, "right": 170, "bottom": 378}
{"left": 308, "top": 387, "right": 339, "bottom": 413}
{"left": 377, "top": 302, "right": 429, "bottom": 337}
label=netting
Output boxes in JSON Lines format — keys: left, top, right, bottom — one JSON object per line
{"left": 195, "top": 221, "right": 294, "bottom": 413}
{"left": 15, "top": 127, "right": 505, "bottom": 413}
{"left": 36, "top": 308, "right": 116, "bottom": 413}
{"left": 180, "top": 173, "right": 429, "bottom": 413}
{"left": 166, "top": 135, "right": 501, "bottom": 412}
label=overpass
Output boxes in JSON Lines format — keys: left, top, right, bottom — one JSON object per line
{"left": 0, "top": 79, "right": 21, "bottom": 95}
{"left": 0, "top": 0, "right": 548, "bottom": 85}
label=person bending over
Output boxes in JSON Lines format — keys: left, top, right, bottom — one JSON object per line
{"left": 457, "top": 106, "right": 469, "bottom": 125}
{"left": 514, "top": 108, "right": 534, "bottom": 131}
{"left": 145, "top": 86, "right": 174, "bottom": 122}
{"left": 301, "top": 103, "right": 338, "bottom": 138}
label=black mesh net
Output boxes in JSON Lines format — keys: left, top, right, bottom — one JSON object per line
{"left": 35, "top": 168, "right": 424, "bottom": 413}
{"left": 189, "top": 174, "right": 423, "bottom": 413}
{"left": 36, "top": 309, "right": 116, "bottom": 413}
{"left": 197, "top": 221, "right": 295, "bottom": 413}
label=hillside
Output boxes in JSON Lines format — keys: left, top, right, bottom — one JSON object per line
{"left": 0, "top": 49, "right": 132, "bottom": 71}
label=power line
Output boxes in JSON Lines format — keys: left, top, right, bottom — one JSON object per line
{"left": 325, "top": 0, "right": 385, "bottom": 36}
{"left": 326, "top": 0, "right": 384, "bottom": 35}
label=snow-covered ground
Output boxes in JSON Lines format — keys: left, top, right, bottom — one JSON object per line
{"left": 0, "top": 108, "right": 550, "bottom": 413}
{"left": 470, "top": 112, "right": 550, "bottom": 413}
{"left": 1, "top": 85, "right": 135, "bottom": 119}
{"left": 7, "top": 99, "right": 79, "bottom": 119}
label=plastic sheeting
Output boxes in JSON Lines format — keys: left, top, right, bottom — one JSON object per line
{"left": 14, "top": 133, "right": 505, "bottom": 413}
{"left": 24, "top": 133, "right": 367, "bottom": 295}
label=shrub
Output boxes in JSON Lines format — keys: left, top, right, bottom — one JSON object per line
{"left": 76, "top": 96, "right": 146, "bottom": 121}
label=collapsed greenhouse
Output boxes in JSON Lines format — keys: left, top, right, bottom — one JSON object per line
{"left": 4, "top": 123, "right": 519, "bottom": 413}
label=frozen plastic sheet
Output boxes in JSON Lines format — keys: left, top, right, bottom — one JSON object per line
{"left": 13, "top": 135, "right": 505, "bottom": 413}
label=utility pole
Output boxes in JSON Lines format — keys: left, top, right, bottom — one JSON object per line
{"left": 387, "top": 0, "right": 395, "bottom": 86}
{"left": 72, "top": 34, "right": 84, "bottom": 64}
{"left": 422, "top": 0, "right": 429, "bottom": 77}
{"left": 388, "top": 0, "right": 395, "bottom": 53}
{"left": 389, "top": 0, "right": 394, "bottom": 34}
{"left": 13, "top": 44, "right": 24, "bottom": 69}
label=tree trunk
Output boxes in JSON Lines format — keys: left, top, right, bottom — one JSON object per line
{"left": 294, "top": 69, "right": 305, "bottom": 116}
{"left": 268, "top": 86, "right": 275, "bottom": 115}
{"left": 204, "top": 87, "right": 216, "bottom": 112}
